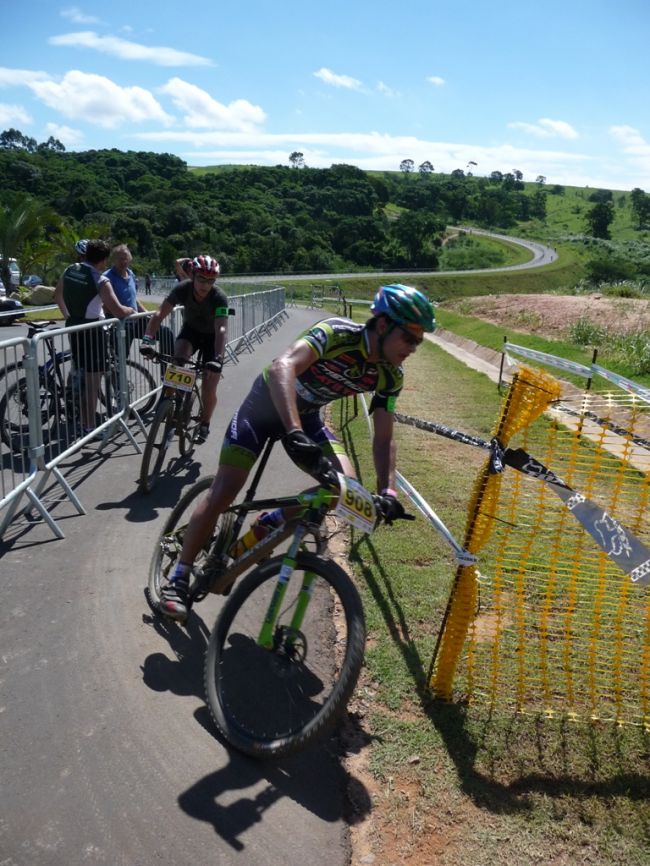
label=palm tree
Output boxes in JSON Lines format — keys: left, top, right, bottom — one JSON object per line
{"left": 0, "top": 195, "right": 64, "bottom": 290}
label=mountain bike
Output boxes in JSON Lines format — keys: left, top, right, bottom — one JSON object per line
{"left": 147, "top": 437, "right": 410, "bottom": 758}
{"left": 138, "top": 352, "right": 206, "bottom": 493}
{"left": 0, "top": 320, "right": 157, "bottom": 449}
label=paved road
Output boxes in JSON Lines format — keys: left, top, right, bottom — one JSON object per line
{"left": 0, "top": 309, "right": 363, "bottom": 866}
{"left": 0, "top": 228, "right": 557, "bottom": 342}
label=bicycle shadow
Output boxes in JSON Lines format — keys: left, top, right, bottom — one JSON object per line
{"left": 141, "top": 603, "right": 372, "bottom": 852}
{"left": 177, "top": 716, "right": 359, "bottom": 852}
{"left": 96, "top": 460, "right": 203, "bottom": 522}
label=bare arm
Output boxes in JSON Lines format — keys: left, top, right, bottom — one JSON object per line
{"left": 371, "top": 407, "right": 397, "bottom": 493}
{"left": 267, "top": 341, "right": 318, "bottom": 433}
{"left": 143, "top": 299, "right": 174, "bottom": 339}
{"left": 213, "top": 315, "right": 228, "bottom": 361}
{"left": 98, "top": 279, "right": 135, "bottom": 319}
{"left": 54, "top": 275, "right": 69, "bottom": 319}
{"left": 175, "top": 258, "right": 191, "bottom": 280}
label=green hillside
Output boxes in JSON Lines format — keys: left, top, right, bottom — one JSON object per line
{"left": 0, "top": 131, "right": 648, "bottom": 294}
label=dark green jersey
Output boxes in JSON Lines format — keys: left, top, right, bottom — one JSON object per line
{"left": 264, "top": 317, "right": 403, "bottom": 413}
{"left": 165, "top": 280, "right": 229, "bottom": 334}
{"left": 62, "top": 262, "right": 106, "bottom": 322}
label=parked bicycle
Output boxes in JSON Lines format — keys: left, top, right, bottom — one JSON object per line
{"left": 138, "top": 352, "right": 207, "bottom": 493}
{"left": 147, "top": 437, "right": 412, "bottom": 758}
{"left": 0, "top": 319, "right": 157, "bottom": 449}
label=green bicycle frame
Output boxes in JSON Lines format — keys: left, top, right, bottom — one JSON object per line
{"left": 256, "top": 487, "right": 333, "bottom": 649}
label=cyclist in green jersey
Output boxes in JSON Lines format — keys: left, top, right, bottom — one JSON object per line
{"left": 158, "top": 283, "right": 436, "bottom": 621}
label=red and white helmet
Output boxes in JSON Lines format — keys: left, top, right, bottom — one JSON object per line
{"left": 191, "top": 254, "right": 220, "bottom": 277}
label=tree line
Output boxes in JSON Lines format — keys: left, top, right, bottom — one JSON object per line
{"left": 1, "top": 129, "right": 649, "bottom": 284}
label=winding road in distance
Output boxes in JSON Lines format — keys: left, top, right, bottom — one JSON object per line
{"left": 216, "top": 226, "right": 558, "bottom": 286}
{"left": 0, "top": 228, "right": 558, "bottom": 341}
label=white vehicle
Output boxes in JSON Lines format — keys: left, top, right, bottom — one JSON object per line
{"left": 0, "top": 258, "right": 20, "bottom": 292}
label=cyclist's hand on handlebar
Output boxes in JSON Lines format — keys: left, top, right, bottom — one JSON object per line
{"left": 139, "top": 337, "right": 156, "bottom": 358}
{"left": 374, "top": 493, "right": 415, "bottom": 525}
{"left": 282, "top": 430, "right": 333, "bottom": 480}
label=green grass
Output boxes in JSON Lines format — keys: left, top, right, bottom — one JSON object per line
{"left": 435, "top": 307, "right": 650, "bottom": 388}
{"left": 330, "top": 341, "right": 650, "bottom": 866}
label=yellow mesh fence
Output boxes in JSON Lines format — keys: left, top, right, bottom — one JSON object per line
{"left": 430, "top": 369, "right": 650, "bottom": 728}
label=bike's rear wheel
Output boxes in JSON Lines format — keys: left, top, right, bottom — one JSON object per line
{"left": 101, "top": 359, "right": 158, "bottom": 416}
{"left": 0, "top": 370, "right": 61, "bottom": 449}
{"left": 138, "top": 397, "right": 175, "bottom": 493}
{"left": 204, "top": 552, "right": 366, "bottom": 759}
{"left": 147, "top": 474, "right": 218, "bottom": 608}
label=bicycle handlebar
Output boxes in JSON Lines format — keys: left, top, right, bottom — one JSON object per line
{"left": 149, "top": 350, "right": 207, "bottom": 372}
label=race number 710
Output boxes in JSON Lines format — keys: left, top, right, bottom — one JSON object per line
{"left": 164, "top": 365, "right": 196, "bottom": 392}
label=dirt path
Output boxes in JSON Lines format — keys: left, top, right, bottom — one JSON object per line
{"left": 446, "top": 292, "right": 650, "bottom": 338}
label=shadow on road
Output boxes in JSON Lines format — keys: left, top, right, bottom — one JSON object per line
{"left": 141, "top": 600, "right": 372, "bottom": 853}
{"left": 97, "top": 459, "right": 203, "bottom": 523}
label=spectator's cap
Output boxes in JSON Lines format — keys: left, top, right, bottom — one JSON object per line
{"left": 75, "top": 239, "right": 89, "bottom": 255}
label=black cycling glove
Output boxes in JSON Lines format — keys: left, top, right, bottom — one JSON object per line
{"left": 375, "top": 493, "right": 415, "bottom": 525}
{"left": 282, "top": 430, "right": 334, "bottom": 481}
{"left": 139, "top": 336, "right": 156, "bottom": 358}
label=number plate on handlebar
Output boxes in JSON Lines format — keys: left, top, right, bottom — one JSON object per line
{"left": 335, "top": 476, "right": 377, "bottom": 534}
{"left": 163, "top": 364, "right": 196, "bottom": 392}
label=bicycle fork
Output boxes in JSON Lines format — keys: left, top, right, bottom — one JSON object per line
{"left": 257, "top": 524, "right": 318, "bottom": 650}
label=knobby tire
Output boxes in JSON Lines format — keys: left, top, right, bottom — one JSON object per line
{"left": 204, "top": 552, "right": 366, "bottom": 759}
{"left": 139, "top": 397, "right": 175, "bottom": 493}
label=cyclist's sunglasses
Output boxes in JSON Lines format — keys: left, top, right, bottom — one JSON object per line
{"left": 195, "top": 273, "right": 216, "bottom": 283}
{"left": 396, "top": 324, "right": 424, "bottom": 347}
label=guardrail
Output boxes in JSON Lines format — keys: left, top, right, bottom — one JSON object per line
{"left": 0, "top": 287, "right": 288, "bottom": 539}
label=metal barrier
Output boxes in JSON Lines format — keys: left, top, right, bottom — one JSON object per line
{"left": 0, "top": 287, "right": 288, "bottom": 539}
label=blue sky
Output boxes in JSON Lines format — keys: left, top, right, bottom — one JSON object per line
{"left": 2, "top": 1, "right": 649, "bottom": 191}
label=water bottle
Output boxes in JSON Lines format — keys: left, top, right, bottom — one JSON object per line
{"left": 229, "top": 508, "right": 284, "bottom": 558}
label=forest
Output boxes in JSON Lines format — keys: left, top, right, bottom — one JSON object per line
{"left": 1, "top": 128, "right": 649, "bottom": 283}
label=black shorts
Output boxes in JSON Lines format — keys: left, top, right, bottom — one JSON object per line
{"left": 176, "top": 324, "right": 217, "bottom": 363}
{"left": 68, "top": 322, "right": 108, "bottom": 373}
{"left": 219, "top": 375, "right": 343, "bottom": 470}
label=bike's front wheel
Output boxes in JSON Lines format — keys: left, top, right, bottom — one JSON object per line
{"left": 204, "top": 552, "right": 366, "bottom": 759}
{"left": 138, "top": 397, "right": 175, "bottom": 493}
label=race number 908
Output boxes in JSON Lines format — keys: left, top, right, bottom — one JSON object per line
{"left": 344, "top": 488, "right": 374, "bottom": 518}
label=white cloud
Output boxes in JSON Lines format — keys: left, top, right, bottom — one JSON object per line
{"left": 610, "top": 125, "right": 650, "bottom": 155}
{"left": 0, "top": 67, "right": 51, "bottom": 87}
{"left": 60, "top": 6, "right": 101, "bottom": 25}
{"left": 44, "top": 122, "right": 85, "bottom": 147}
{"left": 313, "top": 68, "right": 363, "bottom": 91}
{"left": 377, "top": 81, "right": 400, "bottom": 98}
{"left": 28, "top": 70, "right": 173, "bottom": 128}
{"left": 426, "top": 76, "right": 445, "bottom": 86}
{"left": 132, "top": 127, "right": 650, "bottom": 187}
{"left": 508, "top": 118, "right": 579, "bottom": 140}
{"left": 609, "top": 125, "right": 650, "bottom": 186}
{"left": 49, "top": 31, "right": 213, "bottom": 67}
{"left": 160, "top": 78, "right": 265, "bottom": 132}
{"left": 0, "top": 103, "right": 32, "bottom": 125}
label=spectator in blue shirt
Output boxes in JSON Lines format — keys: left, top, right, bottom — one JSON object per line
{"left": 103, "top": 244, "right": 147, "bottom": 354}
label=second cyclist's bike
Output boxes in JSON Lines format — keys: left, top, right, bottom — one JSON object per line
{"left": 138, "top": 353, "right": 206, "bottom": 493}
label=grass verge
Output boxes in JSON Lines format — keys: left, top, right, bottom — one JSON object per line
{"left": 331, "top": 340, "right": 650, "bottom": 866}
